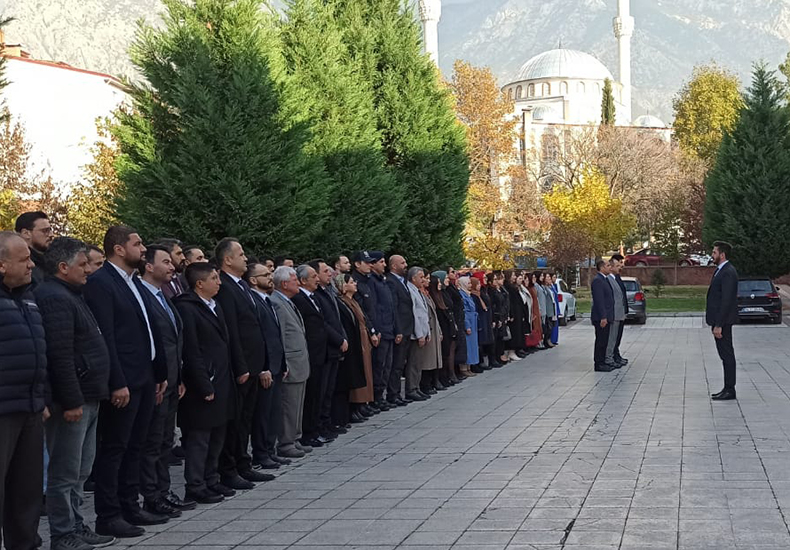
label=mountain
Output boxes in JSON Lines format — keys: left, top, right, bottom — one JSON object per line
{"left": 3, "top": 0, "right": 790, "bottom": 121}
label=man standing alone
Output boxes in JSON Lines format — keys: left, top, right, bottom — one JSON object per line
{"left": 706, "top": 241, "right": 739, "bottom": 401}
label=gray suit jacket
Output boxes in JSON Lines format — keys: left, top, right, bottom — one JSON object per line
{"left": 270, "top": 290, "right": 310, "bottom": 384}
{"left": 607, "top": 276, "right": 625, "bottom": 322}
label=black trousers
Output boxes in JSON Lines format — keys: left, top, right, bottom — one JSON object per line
{"left": 372, "top": 339, "right": 394, "bottom": 402}
{"left": 95, "top": 383, "right": 155, "bottom": 521}
{"left": 0, "top": 412, "right": 43, "bottom": 550}
{"left": 302, "top": 362, "right": 328, "bottom": 441}
{"left": 320, "top": 361, "right": 339, "bottom": 432}
{"left": 219, "top": 376, "right": 257, "bottom": 478}
{"left": 251, "top": 373, "right": 283, "bottom": 463}
{"left": 140, "top": 390, "right": 178, "bottom": 502}
{"left": 543, "top": 318, "right": 554, "bottom": 347}
{"left": 183, "top": 425, "right": 225, "bottom": 493}
{"left": 715, "top": 324, "right": 737, "bottom": 390}
{"left": 388, "top": 340, "right": 411, "bottom": 401}
{"left": 593, "top": 322, "right": 611, "bottom": 366}
{"left": 615, "top": 321, "right": 625, "bottom": 360}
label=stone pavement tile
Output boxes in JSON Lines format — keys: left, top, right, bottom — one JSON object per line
{"left": 563, "top": 529, "right": 623, "bottom": 545}
{"left": 401, "top": 530, "right": 462, "bottom": 545}
{"left": 509, "top": 530, "right": 565, "bottom": 545}
{"left": 193, "top": 530, "right": 257, "bottom": 545}
{"left": 134, "top": 531, "right": 204, "bottom": 546}
{"left": 621, "top": 528, "right": 678, "bottom": 547}
{"left": 290, "top": 519, "right": 375, "bottom": 545}
{"left": 455, "top": 529, "right": 516, "bottom": 545}
{"left": 242, "top": 530, "right": 306, "bottom": 546}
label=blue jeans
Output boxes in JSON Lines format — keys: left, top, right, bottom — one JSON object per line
{"left": 45, "top": 402, "right": 99, "bottom": 539}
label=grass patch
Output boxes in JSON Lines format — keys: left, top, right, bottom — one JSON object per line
{"left": 574, "top": 285, "right": 707, "bottom": 314}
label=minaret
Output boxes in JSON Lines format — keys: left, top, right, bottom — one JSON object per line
{"left": 613, "top": 0, "right": 634, "bottom": 123}
{"left": 419, "top": 0, "right": 441, "bottom": 65}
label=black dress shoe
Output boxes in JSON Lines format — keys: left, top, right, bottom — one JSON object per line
{"left": 219, "top": 475, "right": 252, "bottom": 490}
{"left": 712, "top": 389, "right": 737, "bottom": 401}
{"left": 122, "top": 508, "right": 170, "bottom": 526}
{"left": 350, "top": 411, "right": 366, "bottom": 423}
{"left": 164, "top": 491, "right": 197, "bottom": 511}
{"left": 479, "top": 363, "right": 493, "bottom": 371}
{"left": 368, "top": 401, "right": 381, "bottom": 412}
{"left": 605, "top": 361, "right": 621, "bottom": 369}
{"left": 594, "top": 364, "right": 615, "bottom": 372}
{"left": 376, "top": 400, "right": 392, "bottom": 411}
{"left": 491, "top": 361, "right": 504, "bottom": 368}
{"left": 301, "top": 437, "right": 324, "bottom": 448}
{"left": 185, "top": 488, "right": 224, "bottom": 504}
{"left": 425, "top": 387, "right": 438, "bottom": 395}
{"left": 616, "top": 357, "right": 629, "bottom": 365}
{"left": 405, "top": 391, "right": 426, "bottom": 402}
{"left": 240, "top": 469, "right": 275, "bottom": 482}
{"left": 95, "top": 517, "right": 145, "bottom": 538}
{"left": 209, "top": 483, "right": 237, "bottom": 497}
{"left": 315, "top": 435, "right": 332, "bottom": 445}
{"left": 470, "top": 365, "right": 485, "bottom": 374}
{"left": 171, "top": 445, "right": 185, "bottom": 459}
{"left": 143, "top": 498, "right": 181, "bottom": 518}
{"left": 359, "top": 405, "right": 374, "bottom": 417}
{"left": 271, "top": 454, "right": 292, "bottom": 465}
{"left": 83, "top": 479, "right": 95, "bottom": 494}
{"left": 711, "top": 388, "right": 726, "bottom": 398}
{"left": 402, "top": 394, "right": 414, "bottom": 403}
{"left": 516, "top": 350, "right": 529, "bottom": 358}
{"left": 331, "top": 425, "right": 348, "bottom": 434}
{"left": 255, "top": 456, "right": 281, "bottom": 469}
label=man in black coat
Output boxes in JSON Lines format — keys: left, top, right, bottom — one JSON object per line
{"left": 214, "top": 238, "right": 273, "bottom": 489}
{"left": 0, "top": 232, "right": 48, "bottom": 550}
{"left": 351, "top": 251, "right": 381, "bottom": 346}
{"left": 369, "top": 252, "right": 396, "bottom": 411}
{"left": 138, "top": 245, "right": 196, "bottom": 517}
{"left": 308, "top": 260, "right": 348, "bottom": 440}
{"left": 174, "top": 263, "right": 236, "bottom": 504}
{"left": 15, "top": 211, "right": 54, "bottom": 287}
{"left": 35, "top": 237, "right": 115, "bottom": 550}
{"left": 245, "top": 262, "right": 289, "bottom": 470}
{"left": 83, "top": 226, "right": 169, "bottom": 537}
{"left": 292, "top": 264, "right": 334, "bottom": 448}
{"left": 591, "top": 259, "right": 616, "bottom": 372}
{"left": 706, "top": 241, "right": 740, "bottom": 401}
{"left": 386, "top": 255, "right": 413, "bottom": 406}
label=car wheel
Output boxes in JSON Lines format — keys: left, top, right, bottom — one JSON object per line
{"left": 559, "top": 316, "right": 567, "bottom": 327}
{"left": 636, "top": 261, "right": 647, "bottom": 267}
{"left": 679, "top": 260, "right": 690, "bottom": 267}
{"left": 637, "top": 315, "right": 647, "bottom": 325}
{"left": 570, "top": 314, "right": 576, "bottom": 321}
{"left": 773, "top": 315, "right": 783, "bottom": 325}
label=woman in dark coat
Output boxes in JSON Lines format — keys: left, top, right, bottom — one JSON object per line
{"left": 505, "top": 272, "right": 529, "bottom": 360}
{"left": 472, "top": 272, "right": 496, "bottom": 369}
{"left": 489, "top": 272, "right": 510, "bottom": 364}
{"left": 174, "top": 266, "right": 235, "bottom": 502}
{"left": 430, "top": 272, "right": 459, "bottom": 386}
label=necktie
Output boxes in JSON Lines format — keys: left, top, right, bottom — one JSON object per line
{"left": 157, "top": 290, "right": 177, "bottom": 329}
{"left": 171, "top": 276, "right": 183, "bottom": 296}
{"left": 262, "top": 295, "right": 280, "bottom": 327}
{"left": 238, "top": 280, "right": 256, "bottom": 308}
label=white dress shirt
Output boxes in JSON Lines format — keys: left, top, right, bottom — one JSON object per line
{"left": 109, "top": 261, "right": 156, "bottom": 360}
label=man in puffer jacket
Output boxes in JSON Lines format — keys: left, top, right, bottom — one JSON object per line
{"left": 0, "top": 231, "right": 48, "bottom": 550}
{"left": 35, "top": 237, "right": 114, "bottom": 550}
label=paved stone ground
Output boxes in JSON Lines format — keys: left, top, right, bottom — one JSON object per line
{"left": 38, "top": 318, "right": 790, "bottom": 549}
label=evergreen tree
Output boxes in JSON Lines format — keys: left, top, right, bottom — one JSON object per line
{"left": 703, "top": 65, "right": 790, "bottom": 278}
{"left": 336, "top": 0, "right": 469, "bottom": 267}
{"left": 279, "top": 0, "right": 402, "bottom": 254}
{"left": 601, "top": 78, "right": 616, "bottom": 126}
{"left": 114, "top": 0, "right": 330, "bottom": 257}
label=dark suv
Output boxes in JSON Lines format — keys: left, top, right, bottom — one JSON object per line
{"left": 737, "top": 277, "right": 782, "bottom": 324}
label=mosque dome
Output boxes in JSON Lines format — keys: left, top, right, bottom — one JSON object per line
{"left": 633, "top": 114, "right": 667, "bottom": 128}
{"left": 515, "top": 49, "right": 614, "bottom": 82}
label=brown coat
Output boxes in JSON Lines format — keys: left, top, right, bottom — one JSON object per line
{"left": 341, "top": 295, "right": 374, "bottom": 404}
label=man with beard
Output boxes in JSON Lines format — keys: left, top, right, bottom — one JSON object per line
{"left": 84, "top": 226, "right": 169, "bottom": 537}
{"left": 385, "top": 255, "right": 413, "bottom": 406}
{"left": 157, "top": 239, "right": 186, "bottom": 300}
{"left": 331, "top": 255, "right": 352, "bottom": 276}
{"left": 368, "top": 253, "right": 395, "bottom": 411}
{"left": 15, "top": 211, "right": 54, "bottom": 287}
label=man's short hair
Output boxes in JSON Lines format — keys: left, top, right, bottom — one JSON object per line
{"left": 184, "top": 262, "right": 216, "bottom": 290}
{"left": 44, "top": 237, "right": 87, "bottom": 275}
{"left": 243, "top": 261, "right": 265, "bottom": 283}
{"left": 103, "top": 226, "right": 138, "bottom": 257}
{"left": 295, "top": 264, "right": 313, "bottom": 283}
{"left": 611, "top": 253, "right": 624, "bottom": 263}
{"left": 307, "top": 259, "right": 326, "bottom": 273}
{"left": 143, "top": 244, "right": 170, "bottom": 266}
{"left": 407, "top": 266, "right": 424, "bottom": 282}
{"left": 14, "top": 211, "right": 48, "bottom": 233}
{"left": 0, "top": 232, "right": 24, "bottom": 261}
{"left": 272, "top": 266, "right": 297, "bottom": 289}
{"left": 155, "top": 238, "right": 182, "bottom": 254}
{"left": 713, "top": 241, "right": 733, "bottom": 258}
{"left": 182, "top": 245, "right": 202, "bottom": 262}
{"left": 274, "top": 255, "right": 293, "bottom": 267}
{"left": 87, "top": 244, "right": 104, "bottom": 256}
{"left": 596, "top": 259, "right": 607, "bottom": 272}
{"left": 214, "top": 237, "right": 239, "bottom": 266}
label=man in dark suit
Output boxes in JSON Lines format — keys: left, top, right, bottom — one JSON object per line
{"left": 15, "top": 210, "right": 54, "bottom": 287}
{"left": 706, "top": 241, "right": 739, "bottom": 401}
{"left": 214, "top": 238, "right": 273, "bottom": 490}
{"left": 156, "top": 239, "right": 186, "bottom": 300}
{"left": 174, "top": 263, "right": 236, "bottom": 504}
{"left": 590, "top": 259, "right": 616, "bottom": 372}
{"left": 244, "top": 262, "right": 290, "bottom": 469}
{"left": 386, "top": 254, "right": 413, "bottom": 406}
{"left": 83, "top": 226, "right": 169, "bottom": 537}
{"left": 292, "top": 264, "right": 332, "bottom": 448}
{"left": 138, "top": 245, "right": 195, "bottom": 517}
{"left": 308, "top": 260, "right": 348, "bottom": 440}
{"left": 610, "top": 254, "right": 629, "bottom": 366}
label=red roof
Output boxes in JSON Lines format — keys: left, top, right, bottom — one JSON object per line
{"left": 4, "top": 55, "right": 122, "bottom": 84}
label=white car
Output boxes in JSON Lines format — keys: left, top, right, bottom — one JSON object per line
{"left": 555, "top": 277, "right": 577, "bottom": 326}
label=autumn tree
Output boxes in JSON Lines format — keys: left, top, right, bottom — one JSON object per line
{"left": 601, "top": 78, "right": 615, "bottom": 126}
{"left": 673, "top": 64, "right": 744, "bottom": 164}
{"left": 66, "top": 117, "right": 120, "bottom": 245}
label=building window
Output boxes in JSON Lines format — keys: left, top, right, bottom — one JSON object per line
{"left": 508, "top": 88, "right": 513, "bottom": 100}
{"left": 560, "top": 81, "right": 568, "bottom": 95}
{"left": 542, "top": 83, "right": 551, "bottom": 96}
{"left": 516, "top": 85, "right": 523, "bottom": 99}
{"left": 578, "top": 81, "right": 586, "bottom": 94}
{"left": 595, "top": 82, "right": 601, "bottom": 94}
{"left": 528, "top": 84, "right": 535, "bottom": 97}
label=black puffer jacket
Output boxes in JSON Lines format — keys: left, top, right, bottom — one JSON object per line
{"left": 34, "top": 277, "right": 110, "bottom": 409}
{"left": 0, "top": 276, "right": 47, "bottom": 414}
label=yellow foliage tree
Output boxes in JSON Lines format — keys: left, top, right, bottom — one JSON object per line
{"left": 543, "top": 167, "right": 635, "bottom": 259}
{"left": 66, "top": 118, "right": 120, "bottom": 245}
{"left": 463, "top": 234, "right": 515, "bottom": 270}
{"left": 673, "top": 64, "right": 743, "bottom": 164}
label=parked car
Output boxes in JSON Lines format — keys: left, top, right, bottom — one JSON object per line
{"left": 621, "top": 276, "right": 647, "bottom": 324}
{"left": 624, "top": 248, "right": 699, "bottom": 267}
{"left": 690, "top": 253, "right": 715, "bottom": 267}
{"left": 555, "top": 277, "right": 577, "bottom": 326}
{"left": 737, "top": 277, "right": 782, "bottom": 324}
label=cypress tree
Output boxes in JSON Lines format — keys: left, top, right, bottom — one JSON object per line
{"left": 279, "top": 0, "right": 402, "bottom": 255}
{"left": 703, "top": 65, "right": 790, "bottom": 278}
{"left": 601, "top": 78, "right": 616, "bottom": 126}
{"left": 114, "top": 0, "right": 330, "bottom": 257}
{"left": 336, "top": 0, "right": 469, "bottom": 267}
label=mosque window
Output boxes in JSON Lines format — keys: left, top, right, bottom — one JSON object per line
{"left": 542, "top": 83, "right": 551, "bottom": 96}
{"left": 516, "top": 86, "right": 523, "bottom": 99}
{"left": 528, "top": 84, "right": 535, "bottom": 97}
{"left": 508, "top": 88, "right": 513, "bottom": 100}
{"left": 578, "top": 81, "right": 586, "bottom": 94}
{"left": 560, "top": 81, "right": 568, "bottom": 95}
{"left": 595, "top": 82, "right": 601, "bottom": 94}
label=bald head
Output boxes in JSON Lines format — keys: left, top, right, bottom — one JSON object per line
{"left": 0, "top": 232, "right": 34, "bottom": 289}
{"left": 389, "top": 254, "right": 407, "bottom": 277}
